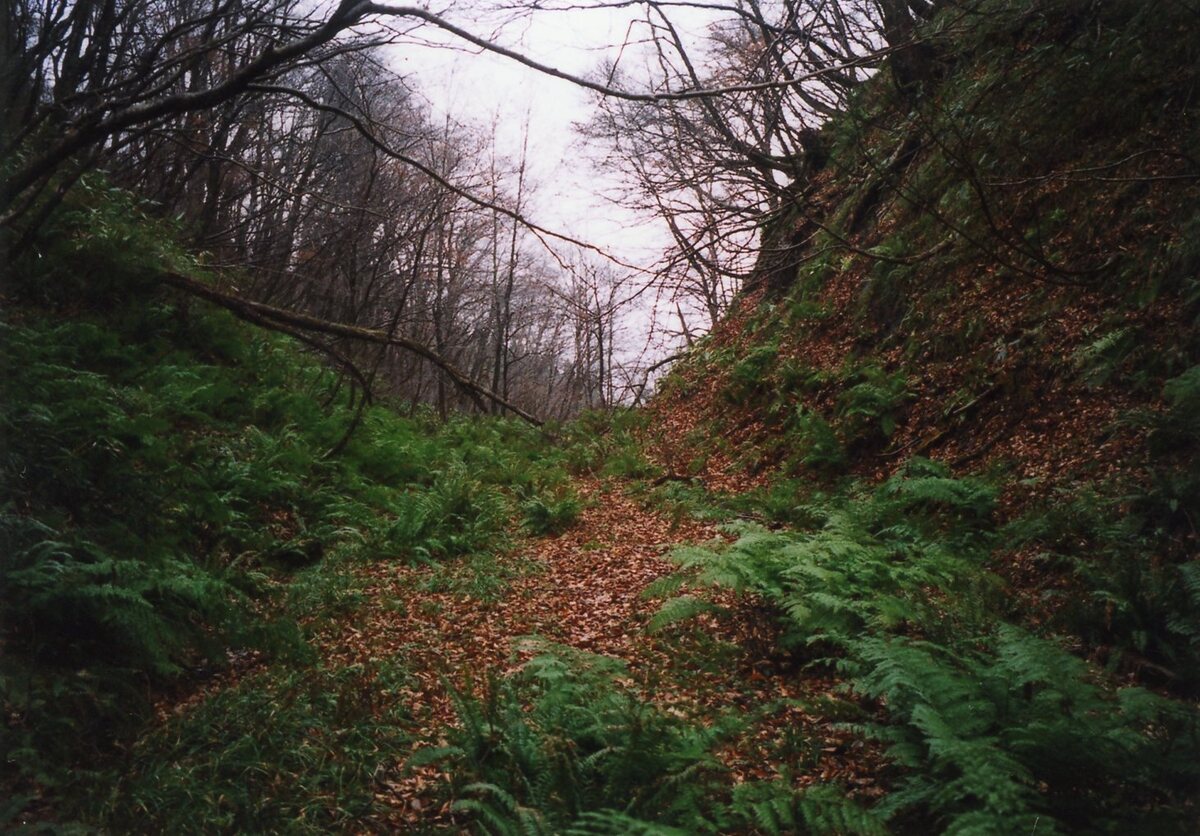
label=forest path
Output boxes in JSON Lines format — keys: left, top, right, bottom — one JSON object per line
{"left": 311, "top": 478, "right": 872, "bottom": 829}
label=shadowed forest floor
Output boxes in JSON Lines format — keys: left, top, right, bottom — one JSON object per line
{"left": 290, "top": 478, "right": 881, "bottom": 831}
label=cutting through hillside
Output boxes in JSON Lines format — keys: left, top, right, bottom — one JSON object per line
{"left": 6, "top": 0, "right": 1200, "bottom": 833}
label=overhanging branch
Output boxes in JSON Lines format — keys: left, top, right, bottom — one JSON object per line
{"left": 160, "top": 271, "right": 544, "bottom": 426}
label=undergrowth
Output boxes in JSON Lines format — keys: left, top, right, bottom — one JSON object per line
{"left": 439, "top": 2, "right": 1200, "bottom": 832}
{"left": 560, "top": 409, "right": 662, "bottom": 481}
{"left": 648, "top": 461, "right": 1200, "bottom": 833}
{"left": 0, "top": 183, "right": 573, "bottom": 826}
{"left": 1003, "top": 364, "right": 1200, "bottom": 694}
{"left": 427, "top": 642, "right": 882, "bottom": 835}
{"left": 102, "top": 660, "right": 412, "bottom": 833}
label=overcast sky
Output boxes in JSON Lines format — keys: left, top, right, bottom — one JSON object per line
{"left": 372, "top": 2, "right": 734, "bottom": 372}
{"left": 386, "top": 2, "right": 722, "bottom": 270}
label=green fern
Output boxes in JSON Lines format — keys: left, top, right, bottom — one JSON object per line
{"left": 1005, "top": 474, "right": 1200, "bottom": 692}
{"left": 652, "top": 460, "right": 1200, "bottom": 832}
{"left": 657, "top": 502, "right": 987, "bottom": 651}
{"left": 1171, "top": 562, "right": 1200, "bottom": 650}
{"left": 1073, "top": 326, "right": 1135, "bottom": 388}
{"left": 522, "top": 489, "right": 583, "bottom": 536}
{"left": 101, "top": 662, "right": 411, "bottom": 833}
{"left": 565, "top": 810, "right": 691, "bottom": 835}
{"left": 836, "top": 364, "right": 910, "bottom": 440}
{"left": 848, "top": 626, "right": 1200, "bottom": 833}
{"left": 788, "top": 407, "right": 847, "bottom": 471}
{"left": 725, "top": 781, "right": 886, "bottom": 836}
{"left": 431, "top": 644, "right": 729, "bottom": 833}
{"left": 1, "top": 187, "right": 579, "bottom": 814}
{"left": 724, "top": 343, "right": 780, "bottom": 404}
{"left": 648, "top": 595, "right": 719, "bottom": 632}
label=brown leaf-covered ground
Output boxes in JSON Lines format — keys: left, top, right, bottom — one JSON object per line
{"left": 300, "top": 477, "right": 883, "bottom": 831}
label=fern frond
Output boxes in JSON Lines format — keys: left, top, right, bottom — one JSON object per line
{"left": 565, "top": 809, "right": 691, "bottom": 835}
{"left": 649, "top": 596, "right": 719, "bottom": 632}
{"left": 727, "top": 781, "right": 885, "bottom": 836}
{"left": 641, "top": 573, "right": 691, "bottom": 600}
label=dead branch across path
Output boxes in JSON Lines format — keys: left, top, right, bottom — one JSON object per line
{"left": 160, "top": 271, "right": 544, "bottom": 427}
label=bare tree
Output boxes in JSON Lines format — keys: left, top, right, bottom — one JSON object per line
{"left": 581, "top": 1, "right": 945, "bottom": 327}
{"left": 2, "top": 0, "right": 946, "bottom": 421}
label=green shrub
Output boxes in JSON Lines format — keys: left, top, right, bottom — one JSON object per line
{"left": 1007, "top": 496, "right": 1200, "bottom": 695}
{"left": 421, "top": 465, "right": 511, "bottom": 557}
{"left": 653, "top": 463, "right": 997, "bottom": 652}
{"left": 724, "top": 781, "right": 885, "bottom": 836}
{"left": 1073, "top": 326, "right": 1137, "bottom": 389}
{"left": 430, "top": 643, "right": 879, "bottom": 835}
{"left": 0, "top": 185, "right": 574, "bottom": 809}
{"left": 560, "top": 409, "right": 659, "bottom": 479}
{"left": 1032, "top": 518, "right": 1199, "bottom": 689}
{"left": 1002, "top": 368, "right": 1200, "bottom": 694}
{"left": 724, "top": 344, "right": 780, "bottom": 404}
{"left": 776, "top": 358, "right": 833, "bottom": 395}
{"left": 377, "top": 466, "right": 510, "bottom": 561}
{"left": 601, "top": 445, "right": 662, "bottom": 480}
{"left": 850, "top": 628, "right": 1199, "bottom": 834}
{"left": 728, "top": 478, "right": 824, "bottom": 526}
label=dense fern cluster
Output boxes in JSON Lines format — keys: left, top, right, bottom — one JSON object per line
{"left": 651, "top": 461, "right": 997, "bottom": 644}
{"left": 0, "top": 187, "right": 574, "bottom": 811}
{"left": 851, "top": 629, "right": 1198, "bottom": 834}
{"left": 650, "top": 461, "right": 1200, "bottom": 833}
{"left": 431, "top": 644, "right": 724, "bottom": 833}
{"left": 431, "top": 643, "right": 882, "bottom": 835}
{"left": 693, "top": 342, "right": 912, "bottom": 476}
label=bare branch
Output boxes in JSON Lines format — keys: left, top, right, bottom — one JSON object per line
{"left": 160, "top": 270, "right": 545, "bottom": 425}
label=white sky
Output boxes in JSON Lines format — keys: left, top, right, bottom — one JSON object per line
{"left": 374, "top": 2, "right": 733, "bottom": 374}
{"left": 385, "top": 2, "right": 722, "bottom": 272}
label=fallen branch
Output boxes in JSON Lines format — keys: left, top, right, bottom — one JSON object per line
{"left": 160, "top": 271, "right": 544, "bottom": 426}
